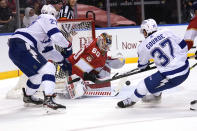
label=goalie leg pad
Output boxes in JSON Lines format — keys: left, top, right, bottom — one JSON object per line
{"left": 66, "top": 74, "right": 87, "bottom": 99}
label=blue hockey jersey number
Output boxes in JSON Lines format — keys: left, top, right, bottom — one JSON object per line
{"left": 49, "top": 19, "right": 57, "bottom": 25}
{"left": 151, "top": 39, "right": 174, "bottom": 67}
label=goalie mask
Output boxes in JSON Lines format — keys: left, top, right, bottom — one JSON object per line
{"left": 140, "top": 19, "right": 158, "bottom": 38}
{"left": 41, "top": 5, "right": 58, "bottom": 18}
{"left": 97, "top": 33, "right": 112, "bottom": 52}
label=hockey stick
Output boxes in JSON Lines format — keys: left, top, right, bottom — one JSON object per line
{"left": 68, "top": 54, "right": 195, "bottom": 85}
{"left": 188, "top": 54, "right": 197, "bottom": 70}
{"left": 94, "top": 65, "right": 157, "bottom": 84}
{"left": 68, "top": 62, "right": 154, "bottom": 85}
{"left": 190, "top": 62, "right": 197, "bottom": 70}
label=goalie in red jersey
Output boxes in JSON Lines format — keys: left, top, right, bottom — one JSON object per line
{"left": 62, "top": 32, "right": 125, "bottom": 99}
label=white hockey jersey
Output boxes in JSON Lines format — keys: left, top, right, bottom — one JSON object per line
{"left": 138, "top": 28, "right": 189, "bottom": 79}
{"left": 11, "top": 14, "right": 70, "bottom": 62}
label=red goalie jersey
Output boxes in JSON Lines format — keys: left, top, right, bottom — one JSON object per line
{"left": 68, "top": 33, "right": 111, "bottom": 79}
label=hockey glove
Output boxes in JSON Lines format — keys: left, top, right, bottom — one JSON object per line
{"left": 83, "top": 72, "right": 97, "bottom": 83}
{"left": 58, "top": 58, "right": 72, "bottom": 76}
{"left": 61, "top": 44, "right": 72, "bottom": 58}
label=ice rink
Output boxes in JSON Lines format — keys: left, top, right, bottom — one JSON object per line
{"left": 1, "top": 60, "right": 197, "bottom": 131}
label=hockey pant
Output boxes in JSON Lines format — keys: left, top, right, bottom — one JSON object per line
{"left": 8, "top": 38, "right": 56, "bottom": 96}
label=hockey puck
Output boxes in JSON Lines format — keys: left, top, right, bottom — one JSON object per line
{"left": 125, "top": 81, "right": 130, "bottom": 85}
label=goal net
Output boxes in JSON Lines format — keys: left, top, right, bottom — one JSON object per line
{"left": 54, "top": 18, "right": 95, "bottom": 83}
{"left": 6, "top": 18, "right": 96, "bottom": 99}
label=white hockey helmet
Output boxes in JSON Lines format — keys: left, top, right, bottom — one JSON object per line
{"left": 41, "top": 5, "right": 58, "bottom": 17}
{"left": 140, "top": 19, "right": 158, "bottom": 38}
{"left": 97, "top": 32, "right": 112, "bottom": 52}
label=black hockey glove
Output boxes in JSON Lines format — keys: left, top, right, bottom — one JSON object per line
{"left": 61, "top": 45, "right": 72, "bottom": 58}
{"left": 83, "top": 72, "right": 97, "bottom": 83}
{"left": 58, "top": 58, "right": 72, "bottom": 76}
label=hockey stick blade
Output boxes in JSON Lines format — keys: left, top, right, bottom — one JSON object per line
{"left": 94, "top": 66, "right": 157, "bottom": 84}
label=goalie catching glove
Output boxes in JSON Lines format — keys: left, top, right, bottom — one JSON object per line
{"left": 83, "top": 72, "right": 97, "bottom": 83}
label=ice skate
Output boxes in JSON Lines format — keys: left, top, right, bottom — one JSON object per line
{"left": 190, "top": 100, "right": 197, "bottom": 110}
{"left": 117, "top": 98, "right": 136, "bottom": 108}
{"left": 43, "top": 92, "right": 66, "bottom": 110}
{"left": 22, "top": 88, "right": 44, "bottom": 105}
{"left": 142, "top": 93, "right": 162, "bottom": 103}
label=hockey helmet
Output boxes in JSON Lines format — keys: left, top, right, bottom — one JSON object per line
{"left": 41, "top": 5, "right": 58, "bottom": 17}
{"left": 97, "top": 33, "right": 112, "bottom": 52}
{"left": 140, "top": 19, "right": 158, "bottom": 38}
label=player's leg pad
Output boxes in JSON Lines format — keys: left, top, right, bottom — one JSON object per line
{"left": 117, "top": 98, "right": 136, "bottom": 108}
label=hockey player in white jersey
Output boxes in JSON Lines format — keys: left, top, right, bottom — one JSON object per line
{"left": 8, "top": 4, "right": 72, "bottom": 110}
{"left": 117, "top": 19, "right": 190, "bottom": 108}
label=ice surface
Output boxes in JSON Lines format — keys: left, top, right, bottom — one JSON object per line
{"left": 1, "top": 60, "right": 197, "bottom": 131}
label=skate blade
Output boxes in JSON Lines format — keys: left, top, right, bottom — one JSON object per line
{"left": 24, "top": 103, "right": 43, "bottom": 108}
{"left": 43, "top": 105, "right": 66, "bottom": 114}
